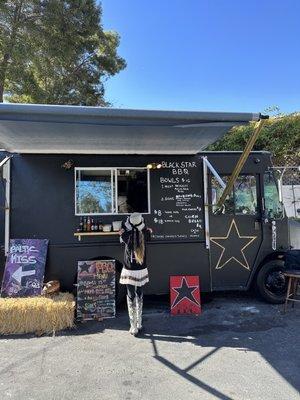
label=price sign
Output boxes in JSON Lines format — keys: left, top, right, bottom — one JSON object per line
{"left": 149, "top": 157, "right": 204, "bottom": 241}
{"left": 77, "top": 260, "right": 116, "bottom": 321}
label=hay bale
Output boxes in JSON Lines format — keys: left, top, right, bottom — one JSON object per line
{"left": 0, "top": 293, "right": 75, "bottom": 335}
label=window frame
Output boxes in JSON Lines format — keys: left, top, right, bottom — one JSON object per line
{"left": 74, "top": 167, "right": 151, "bottom": 216}
{"left": 209, "top": 173, "right": 260, "bottom": 216}
{"left": 263, "top": 171, "right": 285, "bottom": 220}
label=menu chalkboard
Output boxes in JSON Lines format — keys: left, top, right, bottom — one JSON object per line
{"left": 149, "top": 158, "right": 204, "bottom": 241}
{"left": 77, "top": 260, "right": 115, "bottom": 321}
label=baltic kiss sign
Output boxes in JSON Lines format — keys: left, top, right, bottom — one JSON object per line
{"left": 1, "top": 239, "right": 49, "bottom": 297}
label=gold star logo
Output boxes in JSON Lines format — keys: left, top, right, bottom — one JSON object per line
{"left": 210, "top": 219, "right": 257, "bottom": 270}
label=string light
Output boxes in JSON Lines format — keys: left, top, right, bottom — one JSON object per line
{"left": 147, "top": 163, "right": 162, "bottom": 169}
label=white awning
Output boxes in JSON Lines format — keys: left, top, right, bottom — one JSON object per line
{"left": 0, "top": 104, "right": 261, "bottom": 154}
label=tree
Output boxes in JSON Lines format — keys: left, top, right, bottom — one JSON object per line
{"left": 0, "top": 1, "right": 35, "bottom": 102}
{"left": 80, "top": 193, "right": 103, "bottom": 213}
{"left": 208, "top": 113, "right": 300, "bottom": 165}
{"left": 0, "top": 0, "right": 126, "bottom": 105}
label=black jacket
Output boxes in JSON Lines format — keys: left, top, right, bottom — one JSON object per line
{"left": 120, "top": 225, "right": 150, "bottom": 271}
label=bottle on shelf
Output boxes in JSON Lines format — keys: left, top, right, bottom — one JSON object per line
{"left": 87, "top": 216, "right": 91, "bottom": 232}
{"left": 79, "top": 217, "right": 84, "bottom": 232}
{"left": 91, "top": 218, "right": 94, "bottom": 231}
{"left": 83, "top": 217, "right": 87, "bottom": 232}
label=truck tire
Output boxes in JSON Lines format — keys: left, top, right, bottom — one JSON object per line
{"left": 256, "top": 260, "right": 287, "bottom": 304}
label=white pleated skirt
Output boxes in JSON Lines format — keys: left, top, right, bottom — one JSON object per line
{"left": 119, "top": 267, "right": 149, "bottom": 287}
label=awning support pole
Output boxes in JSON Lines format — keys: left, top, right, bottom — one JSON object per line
{"left": 2, "top": 157, "right": 11, "bottom": 255}
{"left": 203, "top": 157, "right": 226, "bottom": 189}
{"left": 202, "top": 157, "right": 210, "bottom": 250}
{"left": 217, "top": 118, "right": 267, "bottom": 208}
{"left": 0, "top": 156, "right": 11, "bottom": 169}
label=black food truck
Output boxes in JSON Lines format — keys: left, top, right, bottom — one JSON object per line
{"left": 0, "top": 104, "right": 290, "bottom": 304}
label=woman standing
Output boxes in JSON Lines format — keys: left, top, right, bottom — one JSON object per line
{"left": 119, "top": 212, "right": 151, "bottom": 336}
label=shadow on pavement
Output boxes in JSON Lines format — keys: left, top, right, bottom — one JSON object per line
{"left": 1, "top": 292, "right": 299, "bottom": 399}
{"left": 72, "top": 292, "right": 299, "bottom": 398}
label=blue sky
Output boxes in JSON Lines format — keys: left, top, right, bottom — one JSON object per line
{"left": 100, "top": 1, "right": 300, "bottom": 114}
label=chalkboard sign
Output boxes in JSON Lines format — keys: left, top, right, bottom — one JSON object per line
{"left": 1, "top": 239, "right": 49, "bottom": 297}
{"left": 77, "top": 260, "right": 116, "bottom": 321}
{"left": 149, "top": 158, "right": 204, "bottom": 241}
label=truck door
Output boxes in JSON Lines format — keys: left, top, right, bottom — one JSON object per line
{"left": 208, "top": 174, "right": 263, "bottom": 290}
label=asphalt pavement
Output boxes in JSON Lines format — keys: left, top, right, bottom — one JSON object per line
{"left": 0, "top": 292, "right": 299, "bottom": 400}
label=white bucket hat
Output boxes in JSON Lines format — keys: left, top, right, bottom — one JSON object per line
{"left": 129, "top": 212, "right": 143, "bottom": 226}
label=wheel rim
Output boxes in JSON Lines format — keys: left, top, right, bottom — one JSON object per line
{"left": 265, "top": 268, "right": 287, "bottom": 297}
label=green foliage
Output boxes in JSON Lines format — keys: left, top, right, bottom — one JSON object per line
{"left": 0, "top": 0, "right": 126, "bottom": 105}
{"left": 80, "top": 193, "right": 104, "bottom": 214}
{"left": 208, "top": 113, "right": 300, "bottom": 163}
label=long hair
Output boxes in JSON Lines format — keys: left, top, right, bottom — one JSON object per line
{"left": 133, "top": 228, "right": 145, "bottom": 265}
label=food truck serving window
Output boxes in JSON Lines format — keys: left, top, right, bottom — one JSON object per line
{"left": 75, "top": 168, "right": 150, "bottom": 215}
{"left": 211, "top": 175, "right": 258, "bottom": 215}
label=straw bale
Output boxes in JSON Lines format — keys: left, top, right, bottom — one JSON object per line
{"left": 0, "top": 292, "right": 75, "bottom": 335}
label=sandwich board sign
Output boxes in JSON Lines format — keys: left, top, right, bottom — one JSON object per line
{"left": 170, "top": 275, "right": 201, "bottom": 315}
{"left": 77, "top": 260, "right": 116, "bottom": 321}
{"left": 1, "top": 239, "right": 49, "bottom": 297}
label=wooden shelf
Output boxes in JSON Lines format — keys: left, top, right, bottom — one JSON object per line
{"left": 74, "top": 232, "right": 119, "bottom": 241}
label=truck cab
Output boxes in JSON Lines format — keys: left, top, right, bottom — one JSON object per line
{"left": 204, "top": 151, "right": 289, "bottom": 303}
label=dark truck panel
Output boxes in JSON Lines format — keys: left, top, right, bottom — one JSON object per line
{"left": 0, "top": 151, "right": 290, "bottom": 297}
